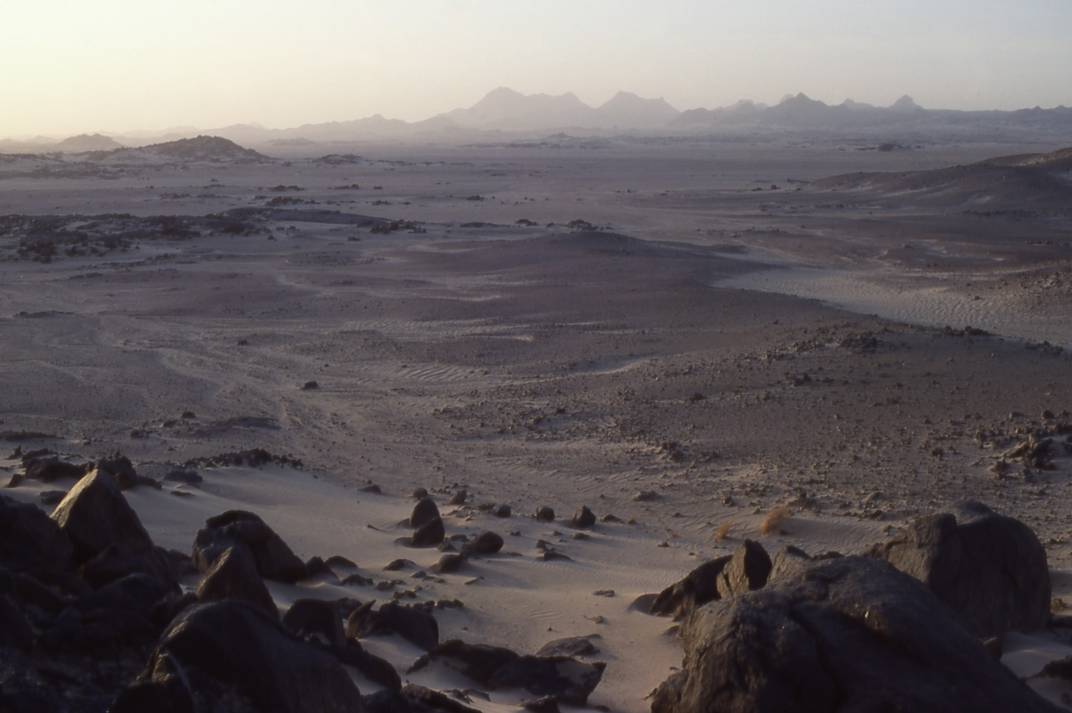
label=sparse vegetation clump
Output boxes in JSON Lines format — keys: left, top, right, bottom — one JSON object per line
{"left": 760, "top": 505, "right": 791, "bottom": 535}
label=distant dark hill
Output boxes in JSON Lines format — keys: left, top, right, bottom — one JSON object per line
{"left": 53, "top": 133, "right": 123, "bottom": 152}
{"left": 92, "top": 135, "right": 268, "bottom": 163}
{"left": 817, "top": 146, "right": 1072, "bottom": 212}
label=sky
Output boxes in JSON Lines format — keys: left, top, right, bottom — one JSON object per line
{"left": 3, "top": 0, "right": 1071, "bottom": 137}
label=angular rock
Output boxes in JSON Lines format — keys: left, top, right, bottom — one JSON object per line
{"left": 874, "top": 501, "right": 1050, "bottom": 637}
{"left": 462, "top": 532, "right": 504, "bottom": 556}
{"left": 284, "top": 598, "right": 347, "bottom": 650}
{"left": 113, "top": 601, "right": 364, "bottom": 713}
{"left": 651, "top": 556, "right": 1058, "bottom": 713}
{"left": 535, "top": 506, "right": 555, "bottom": 522}
{"left": 433, "top": 554, "right": 466, "bottom": 574}
{"left": 193, "top": 510, "right": 307, "bottom": 583}
{"left": 50, "top": 469, "right": 152, "bottom": 563}
{"left": 649, "top": 556, "right": 731, "bottom": 619}
{"left": 196, "top": 545, "right": 277, "bottom": 618}
{"left": 716, "top": 540, "right": 772, "bottom": 599}
{"left": 411, "top": 640, "right": 604, "bottom": 705}
{"left": 337, "top": 640, "right": 402, "bottom": 691}
{"left": 410, "top": 498, "right": 440, "bottom": 529}
{"left": 347, "top": 601, "right": 439, "bottom": 651}
{"left": 536, "top": 635, "right": 600, "bottom": 658}
{"left": 571, "top": 506, "right": 596, "bottom": 529}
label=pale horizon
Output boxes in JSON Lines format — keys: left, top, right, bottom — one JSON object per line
{"left": 5, "top": 0, "right": 1072, "bottom": 137}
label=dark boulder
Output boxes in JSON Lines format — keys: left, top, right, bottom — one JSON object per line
{"left": 715, "top": 540, "right": 772, "bottom": 599}
{"left": 874, "top": 501, "right": 1050, "bottom": 637}
{"left": 81, "top": 543, "right": 179, "bottom": 589}
{"left": 193, "top": 510, "right": 307, "bottom": 583}
{"left": 407, "top": 518, "right": 445, "bottom": 548}
{"left": 535, "top": 635, "right": 600, "bottom": 658}
{"left": 347, "top": 601, "right": 439, "bottom": 651}
{"left": 411, "top": 640, "right": 604, "bottom": 706}
{"left": 49, "top": 469, "right": 153, "bottom": 563}
{"left": 364, "top": 685, "right": 481, "bottom": 713}
{"left": 410, "top": 498, "right": 440, "bottom": 529}
{"left": 462, "top": 531, "right": 504, "bottom": 556}
{"left": 283, "top": 598, "right": 346, "bottom": 650}
{"left": 23, "top": 456, "right": 87, "bottom": 483}
{"left": 432, "top": 554, "right": 466, "bottom": 574}
{"left": 113, "top": 601, "right": 365, "bottom": 713}
{"left": 337, "top": 641, "right": 402, "bottom": 691}
{"left": 571, "top": 506, "right": 596, "bottom": 529}
{"left": 196, "top": 545, "right": 277, "bottom": 619}
{"left": 0, "top": 493, "right": 75, "bottom": 581}
{"left": 649, "top": 556, "right": 731, "bottom": 619}
{"left": 0, "top": 593, "right": 33, "bottom": 652}
{"left": 535, "top": 506, "right": 555, "bottom": 522}
{"left": 650, "top": 556, "right": 1059, "bottom": 713}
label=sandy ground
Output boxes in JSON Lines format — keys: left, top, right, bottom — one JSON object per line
{"left": 3, "top": 138, "right": 1072, "bottom": 710}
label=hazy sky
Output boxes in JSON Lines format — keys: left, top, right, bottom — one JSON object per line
{"left": 4, "top": 0, "right": 1072, "bottom": 136}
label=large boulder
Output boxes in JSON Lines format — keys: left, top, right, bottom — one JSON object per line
{"left": 874, "top": 501, "right": 1050, "bottom": 637}
{"left": 193, "top": 511, "right": 307, "bottom": 583}
{"left": 196, "top": 545, "right": 277, "bottom": 619}
{"left": 0, "top": 493, "right": 75, "bottom": 581}
{"left": 648, "top": 556, "right": 731, "bottom": 619}
{"left": 462, "top": 531, "right": 504, "bottom": 556}
{"left": 112, "top": 601, "right": 365, "bottom": 713}
{"left": 49, "top": 469, "right": 152, "bottom": 563}
{"left": 651, "top": 556, "right": 1060, "bottom": 713}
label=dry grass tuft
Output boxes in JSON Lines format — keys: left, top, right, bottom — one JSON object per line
{"left": 714, "top": 521, "right": 734, "bottom": 542}
{"left": 760, "top": 505, "right": 792, "bottom": 535}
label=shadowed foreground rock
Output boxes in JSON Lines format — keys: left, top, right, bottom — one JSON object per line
{"left": 648, "top": 556, "right": 731, "bottom": 619}
{"left": 113, "top": 601, "right": 365, "bottom": 713}
{"left": 874, "top": 501, "right": 1050, "bottom": 638}
{"left": 650, "top": 556, "right": 1059, "bottom": 713}
{"left": 196, "top": 545, "right": 278, "bottom": 619}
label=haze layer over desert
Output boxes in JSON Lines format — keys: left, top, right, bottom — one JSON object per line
{"left": 3, "top": 2, "right": 1072, "bottom": 712}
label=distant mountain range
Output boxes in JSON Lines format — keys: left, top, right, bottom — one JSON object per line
{"left": 3, "top": 88, "right": 1071, "bottom": 150}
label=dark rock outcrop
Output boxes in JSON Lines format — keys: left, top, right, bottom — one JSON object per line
{"left": 347, "top": 601, "right": 439, "bottom": 651}
{"left": 284, "top": 598, "right": 347, "bottom": 650}
{"left": 650, "top": 556, "right": 1059, "bottom": 713}
{"left": 874, "top": 501, "right": 1050, "bottom": 637}
{"left": 410, "top": 498, "right": 440, "bottom": 529}
{"left": 410, "top": 640, "right": 605, "bottom": 705}
{"left": 715, "top": 540, "right": 772, "bottom": 599}
{"left": 0, "top": 493, "right": 75, "bottom": 581}
{"left": 193, "top": 510, "right": 307, "bottom": 582}
{"left": 112, "top": 601, "right": 365, "bottom": 713}
{"left": 196, "top": 545, "right": 277, "bottom": 618}
{"left": 648, "top": 556, "right": 731, "bottom": 619}
{"left": 536, "top": 635, "right": 600, "bottom": 658}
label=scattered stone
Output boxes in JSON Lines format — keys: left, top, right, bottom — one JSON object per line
{"left": 411, "top": 498, "right": 441, "bottom": 529}
{"left": 326, "top": 555, "right": 358, "bottom": 570}
{"left": 163, "top": 468, "right": 202, "bottom": 485}
{"left": 433, "top": 554, "right": 466, "bottom": 574}
{"left": 634, "top": 490, "right": 659, "bottom": 502}
{"left": 571, "top": 506, "right": 596, "bottom": 529}
{"left": 384, "top": 559, "right": 415, "bottom": 571}
{"left": 407, "top": 518, "right": 446, "bottom": 548}
{"left": 493, "top": 504, "right": 512, "bottom": 518}
{"left": 462, "top": 532, "right": 504, "bottom": 556}
{"left": 360, "top": 483, "right": 383, "bottom": 494}
{"left": 535, "top": 506, "right": 555, "bottom": 522}
{"left": 412, "top": 488, "right": 429, "bottom": 499}
{"left": 302, "top": 380, "right": 320, "bottom": 390}
{"left": 448, "top": 490, "right": 468, "bottom": 506}
{"left": 593, "top": 589, "right": 615, "bottom": 597}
